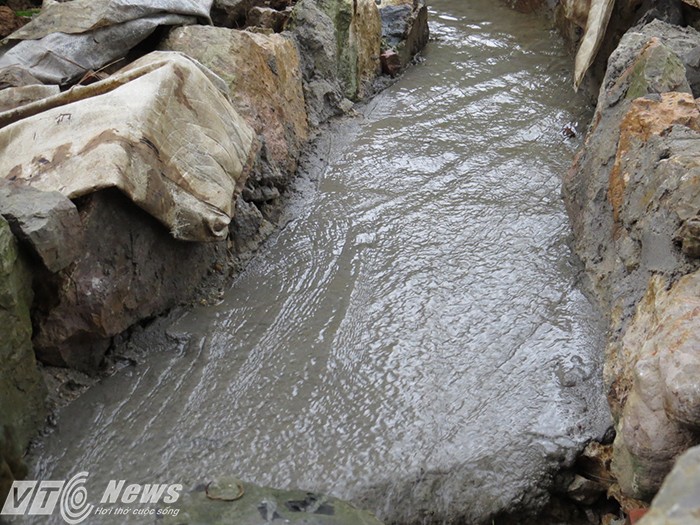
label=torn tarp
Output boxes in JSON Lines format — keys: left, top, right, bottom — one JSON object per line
{"left": 0, "top": 51, "right": 257, "bottom": 241}
{"left": 0, "top": 0, "right": 213, "bottom": 85}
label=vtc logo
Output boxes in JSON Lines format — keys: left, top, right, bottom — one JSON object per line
{"left": 1, "top": 471, "right": 93, "bottom": 524}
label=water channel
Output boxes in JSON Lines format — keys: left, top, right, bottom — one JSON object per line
{"left": 30, "top": 1, "right": 610, "bottom": 523}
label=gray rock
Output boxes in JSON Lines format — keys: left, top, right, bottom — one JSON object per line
{"left": 381, "top": 4, "right": 412, "bottom": 49}
{"left": 379, "top": 1, "right": 429, "bottom": 70}
{"left": 228, "top": 196, "right": 275, "bottom": 263}
{"left": 563, "top": 18, "right": 700, "bottom": 503}
{"left": 637, "top": 445, "right": 700, "bottom": 525}
{"left": 0, "top": 182, "right": 82, "bottom": 273}
{"left": 31, "top": 190, "right": 221, "bottom": 371}
{"left": 287, "top": 0, "right": 344, "bottom": 127}
{"left": 564, "top": 21, "right": 700, "bottom": 325}
{"left": 288, "top": 0, "right": 381, "bottom": 120}
{"left": 0, "top": 216, "right": 46, "bottom": 504}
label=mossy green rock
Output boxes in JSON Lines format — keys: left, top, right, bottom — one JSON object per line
{"left": 625, "top": 40, "right": 690, "bottom": 101}
{"left": 0, "top": 216, "right": 46, "bottom": 501}
{"left": 289, "top": 0, "right": 380, "bottom": 101}
{"left": 163, "top": 477, "right": 383, "bottom": 525}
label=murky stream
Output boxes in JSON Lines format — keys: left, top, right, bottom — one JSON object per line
{"left": 30, "top": 2, "right": 610, "bottom": 523}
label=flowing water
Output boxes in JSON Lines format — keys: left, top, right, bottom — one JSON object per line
{"left": 30, "top": 1, "right": 610, "bottom": 523}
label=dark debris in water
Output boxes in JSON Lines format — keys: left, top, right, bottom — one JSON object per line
{"left": 285, "top": 493, "right": 335, "bottom": 515}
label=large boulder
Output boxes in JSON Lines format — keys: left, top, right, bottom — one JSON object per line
{"left": 288, "top": 0, "right": 381, "bottom": 125}
{"left": 564, "top": 22, "right": 700, "bottom": 325}
{"left": 287, "top": 0, "right": 343, "bottom": 126}
{"left": 610, "top": 272, "right": 700, "bottom": 499}
{"left": 378, "top": 0, "right": 429, "bottom": 73}
{"left": 161, "top": 26, "right": 308, "bottom": 177}
{"left": 31, "top": 190, "right": 226, "bottom": 371}
{"left": 564, "top": 18, "right": 700, "bottom": 504}
{"left": 0, "top": 216, "right": 46, "bottom": 502}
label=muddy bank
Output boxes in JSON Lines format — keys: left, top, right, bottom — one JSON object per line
{"left": 557, "top": 3, "right": 700, "bottom": 523}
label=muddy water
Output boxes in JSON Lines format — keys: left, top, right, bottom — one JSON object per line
{"left": 31, "top": 2, "right": 610, "bottom": 523}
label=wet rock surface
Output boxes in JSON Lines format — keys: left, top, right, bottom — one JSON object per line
{"left": 287, "top": 0, "right": 381, "bottom": 125}
{"left": 611, "top": 271, "right": 700, "bottom": 499}
{"left": 378, "top": 0, "right": 429, "bottom": 72}
{"left": 0, "top": 216, "right": 45, "bottom": 503}
{"left": 31, "top": 190, "right": 223, "bottom": 371}
{"left": 564, "top": 21, "right": 700, "bottom": 326}
{"left": 562, "top": 12, "right": 700, "bottom": 509}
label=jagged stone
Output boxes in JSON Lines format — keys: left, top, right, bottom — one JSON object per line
{"left": 161, "top": 26, "right": 308, "bottom": 177}
{"left": 0, "top": 182, "right": 82, "bottom": 272}
{"left": 246, "top": 5, "right": 289, "bottom": 30}
{"left": 288, "top": 0, "right": 381, "bottom": 118}
{"left": 637, "top": 445, "right": 700, "bottom": 525}
{"left": 32, "top": 190, "right": 222, "bottom": 371}
{"left": 563, "top": 18, "right": 700, "bottom": 505}
{"left": 379, "top": 0, "right": 429, "bottom": 70}
{"left": 609, "top": 272, "right": 700, "bottom": 498}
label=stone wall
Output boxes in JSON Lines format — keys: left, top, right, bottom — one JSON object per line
{"left": 560, "top": 11, "right": 700, "bottom": 520}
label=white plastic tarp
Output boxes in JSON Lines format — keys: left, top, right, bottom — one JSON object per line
{"left": 0, "top": 0, "right": 213, "bottom": 85}
{"left": 0, "top": 51, "right": 257, "bottom": 241}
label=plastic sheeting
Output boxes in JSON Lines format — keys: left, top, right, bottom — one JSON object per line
{"left": 573, "top": 0, "right": 614, "bottom": 90}
{"left": 0, "top": 0, "right": 213, "bottom": 85}
{"left": 0, "top": 51, "right": 257, "bottom": 241}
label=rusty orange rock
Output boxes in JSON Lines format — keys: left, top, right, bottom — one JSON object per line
{"left": 609, "top": 92, "right": 700, "bottom": 225}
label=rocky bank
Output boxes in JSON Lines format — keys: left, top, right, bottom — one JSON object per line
{"left": 557, "top": 2, "right": 700, "bottom": 523}
{"left": 0, "top": 0, "right": 427, "bottom": 515}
